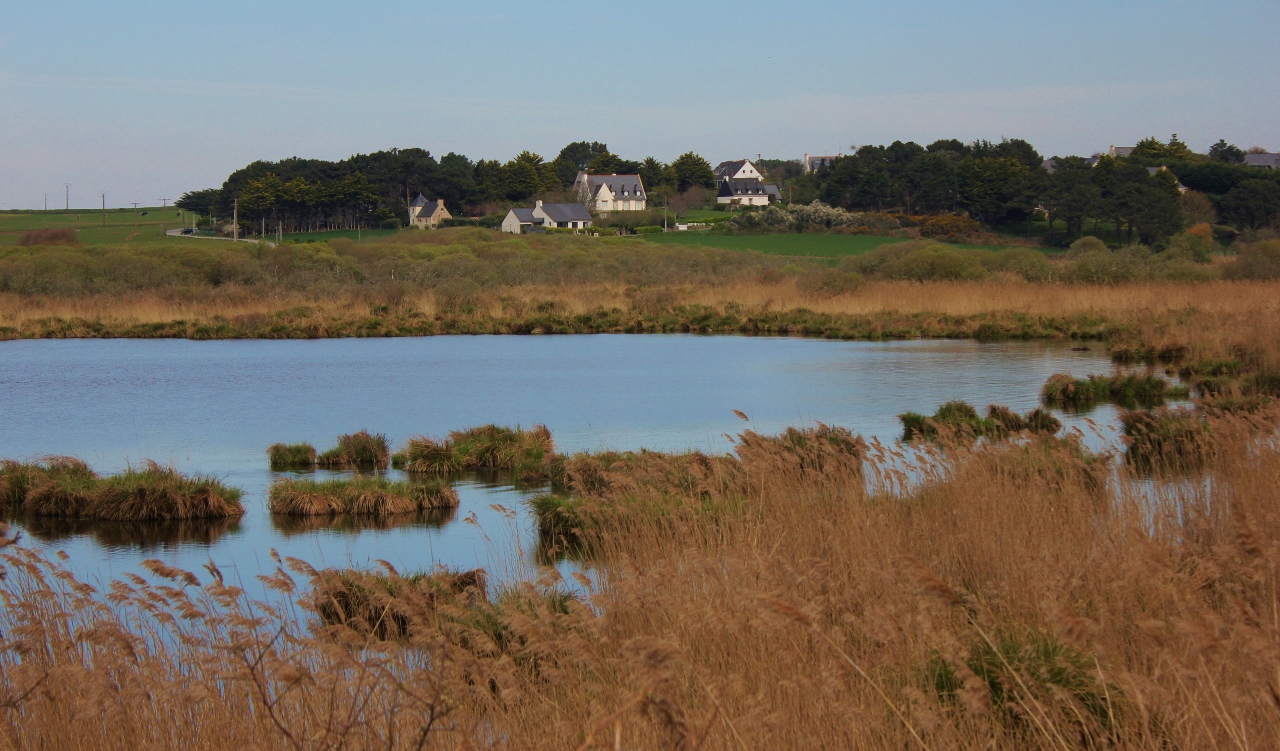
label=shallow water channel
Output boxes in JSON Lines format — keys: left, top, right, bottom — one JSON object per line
{"left": 1, "top": 335, "right": 1124, "bottom": 595}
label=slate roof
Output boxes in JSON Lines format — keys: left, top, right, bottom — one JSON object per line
{"left": 539, "top": 203, "right": 593, "bottom": 223}
{"left": 510, "top": 208, "right": 539, "bottom": 224}
{"left": 410, "top": 194, "right": 443, "bottom": 216}
{"left": 714, "top": 160, "right": 750, "bottom": 178}
{"left": 1245, "top": 152, "right": 1279, "bottom": 169}
{"left": 584, "top": 174, "right": 646, "bottom": 199}
{"left": 718, "top": 178, "right": 776, "bottom": 198}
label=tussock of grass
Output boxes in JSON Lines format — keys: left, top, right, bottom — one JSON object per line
{"left": 317, "top": 431, "right": 390, "bottom": 469}
{"left": 4, "top": 459, "right": 243, "bottom": 520}
{"left": 268, "top": 476, "right": 459, "bottom": 516}
{"left": 1120, "top": 407, "right": 1214, "bottom": 473}
{"left": 0, "top": 456, "right": 94, "bottom": 511}
{"left": 900, "top": 401, "right": 1061, "bottom": 442}
{"left": 1041, "top": 372, "right": 1189, "bottom": 409}
{"left": 310, "top": 566, "right": 489, "bottom": 640}
{"left": 271, "top": 507, "right": 457, "bottom": 536}
{"left": 393, "top": 424, "right": 556, "bottom": 480}
{"left": 267, "top": 442, "right": 317, "bottom": 470}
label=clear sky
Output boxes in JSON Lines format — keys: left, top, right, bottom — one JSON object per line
{"left": 2, "top": 0, "right": 1277, "bottom": 209}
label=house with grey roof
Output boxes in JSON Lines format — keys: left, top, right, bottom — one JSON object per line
{"left": 1245, "top": 152, "right": 1280, "bottom": 169}
{"left": 1109, "top": 145, "right": 1136, "bottom": 159}
{"left": 500, "top": 200, "right": 593, "bottom": 234}
{"left": 803, "top": 153, "right": 842, "bottom": 173}
{"left": 573, "top": 172, "right": 647, "bottom": 212}
{"left": 408, "top": 194, "right": 450, "bottom": 229}
{"left": 714, "top": 159, "right": 765, "bottom": 181}
{"left": 717, "top": 178, "right": 780, "bottom": 207}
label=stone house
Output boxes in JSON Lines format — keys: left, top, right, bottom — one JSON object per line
{"left": 501, "top": 200, "right": 593, "bottom": 234}
{"left": 573, "top": 172, "right": 647, "bottom": 212}
{"left": 408, "top": 194, "right": 450, "bottom": 229}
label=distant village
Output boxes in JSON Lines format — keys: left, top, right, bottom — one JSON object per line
{"left": 398, "top": 143, "right": 1280, "bottom": 236}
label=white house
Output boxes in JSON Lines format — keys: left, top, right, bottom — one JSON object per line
{"left": 803, "top": 154, "right": 842, "bottom": 173}
{"left": 713, "top": 159, "right": 764, "bottom": 181}
{"left": 1245, "top": 151, "right": 1280, "bottom": 169}
{"left": 573, "top": 172, "right": 647, "bottom": 212}
{"left": 717, "top": 179, "right": 780, "bottom": 206}
{"left": 501, "top": 200, "right": 593, "bottom": 234}
{"left": 408, "top": 194, "right": 450, "bottom": 229}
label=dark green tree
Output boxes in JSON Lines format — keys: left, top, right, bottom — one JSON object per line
{"left": 1208, "top": 139, "right": 1245, "bottom": 164}
{"left": 1221, "top": 179, "right": 1280, "bottom": 230}
{"left": 670, "top": 152, "right": 716, "bottom": 191}
{"left": 1043, "top": 156, "right": 1101, "bottom": 240}
{"left": 175, "top": 188, "right": 221, "bottom": 215}
{"left": 958, "top": 157, "right": 1026, "bottom": 223}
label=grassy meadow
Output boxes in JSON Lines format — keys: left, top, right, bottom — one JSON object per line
{"left": 0, "top": 206, "right": 191, "bottom": 246}
{"left": 643, "top": 230, "right": 914, "bottom": 257}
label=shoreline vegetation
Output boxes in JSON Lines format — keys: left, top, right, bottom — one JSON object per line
{"left": 0, "top": 458, "right": 243, "bottom": 520}
{"left": 0, "top": 231, "right": 1276, "bottom": 352}
{"left": 2, "top": 398, "right": 1278, "bottom": 747}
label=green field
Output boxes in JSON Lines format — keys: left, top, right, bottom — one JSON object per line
{"left": 0, "top": 207, "right": 191, "bottom": 246}
{"left": 642, "top": 232, "right": 911, "bottom": 258}
{"left": 280, "top": 228, "right": 403, "bottom": 243}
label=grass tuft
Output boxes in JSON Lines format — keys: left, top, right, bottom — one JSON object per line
{"left": 268, "top": 476, "right": 459, "bottom": 516}
{"left": 267, "top": 443, "right": 317, "bottom": 470}
{"left": 317, "top": 431, "right": 390, "bottom": 469}
{"left": 1041, "top": 372, "right": 1188, "bottom": 410}
{"left": 7, "top": 459, "right": 242, "bottom": 520}
{"left": 900, "top": 402, "right": 1060, "bottom": 442}
{"left": 395, "top": 425, "right": 557, "bottom": 480}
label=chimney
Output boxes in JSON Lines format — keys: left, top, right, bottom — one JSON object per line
{"left": 535, "top": 200, "right": 543, "bottom": 208}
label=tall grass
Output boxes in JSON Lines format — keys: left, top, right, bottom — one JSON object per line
{"left": 267, "top": 476, "right": 458, "bottom": 516}
{"left": 2, "top": 458, "right": 242, "bottom": 520}
{"left": 316, "top": 431, "right": 390, "bottom": 469}
{"left": 393, "top": 424, "right": 556, "bottom": 480}
{"left": 266, "top": 442, "right": 317, "bottom": 470}
{"left": 900, "top": 401, "right": 1061, "bottom": 441}
{"left": 1041, "top": 372, "right": 1189, "bottom": 409}
{"left": 1, "top": 409, "right": 1280, "bottom": 747}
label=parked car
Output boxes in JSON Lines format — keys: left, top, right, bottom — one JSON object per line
{"left": 181, "top": 228, "right": 193, "bottom": 235}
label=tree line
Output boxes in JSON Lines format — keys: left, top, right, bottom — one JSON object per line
{"left": 176, "top": 144, "right": 719, "bottom": 234}
{"left": 177, "top": 135, "right": 1280, "bottom": 241}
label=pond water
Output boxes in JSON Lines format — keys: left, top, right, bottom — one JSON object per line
{"left": 0, "top": 335, "right": 1123, "bottom": 594}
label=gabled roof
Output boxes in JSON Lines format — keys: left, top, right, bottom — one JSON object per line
{"left": 718, "top": 178, "right": 776, "bottom": 197}
{"left": 714, "top": 160, "right": 750, "bottom": 178}
{"left": 539, "top": 203, "right": 592, "bottom": 223}
{"left": 1245, "top": 152, "right": 1279, "bottom": 169}
{"left": 510, "top": 208, "right": 539, "bottom": 224}
{"left": 410, "top": 194, "right": 444, "bottom": 216}
{"left": 584, "top": 174, "right": 646, "bottom": 199}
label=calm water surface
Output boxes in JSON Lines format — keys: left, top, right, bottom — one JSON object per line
{"left": 0, "top": 335, "right": 1120, "bottom": 593}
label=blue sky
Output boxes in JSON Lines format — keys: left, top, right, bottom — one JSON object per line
{"left": 2, "top": 0, "right": 1277, "bottom": 209}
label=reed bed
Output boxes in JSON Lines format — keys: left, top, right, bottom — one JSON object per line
{"left": 266, "top": 442, "right": 317, "bottom": 470}
{"left": 1, "top": 411, "right": 1280, "bottom": 748}
{"left": 393, "top": 424, "right": 556, "bottom": 480}
{"left": 310, "top": 565, "right": 490, "bottom": 640}
{"left": 316, "top": 430, "right": 390, "bottom": 469}
{"left": 270, "top": 507, "right": 457, "bottom": 536}
{"left": 1, "top": 458, "right": 242, "bottom": 520}
{"left": 1041, "top": 371, "right": 1189, "bottom": 409}
{"left": 900, "top": 401, "right": 1061, "bottom": 441}
{"left": 267, "top": 476, "right": 458, "bottom": 516}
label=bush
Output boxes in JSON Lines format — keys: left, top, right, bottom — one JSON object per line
{"left": 1224, "top": 239, "right": 1280, "bottom": 280}
{"left": 379, "top": 219, "right": 401, "bottom": 230}
{"left": 16, "top": 229, "right": 81, "bottom": 247}
{"left": 919, "top": 214, "right": 983, "bottom": 241}
{"left": 876, "top": 244, "right": 987, "bottom": 281}
{"left": 635, "top": 225, "right": 664, "bottom": 234}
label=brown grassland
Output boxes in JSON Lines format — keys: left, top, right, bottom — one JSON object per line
{"left": 2, "top": 230, "right": 1280, "bottom": 748}
{"left": 0, "top": 401, "right": 1278, "bottom": 748}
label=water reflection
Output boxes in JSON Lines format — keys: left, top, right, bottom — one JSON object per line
{"left": 271, "top": 507, "right": 457, "bottom": 536}
{"left": 19, "top": 515, "right": 241, "bottom": 550}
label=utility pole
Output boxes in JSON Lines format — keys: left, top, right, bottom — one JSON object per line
{"left": 159, "top": 199, "right": 169, "bottom": 237}
{"left": 65, "top": 184, "right": 69, "bottom": 210}
{"left": 100, "top": 193, "right": 107, "bottom": 227}
{"left": 43, "top": 194, "right": 47, "bottom": 211}
{"left": 233, "top": 199, "right": 238, "bottom": 242}
{"left": 131, "top": 202, "right": 140, "bottom": 230}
